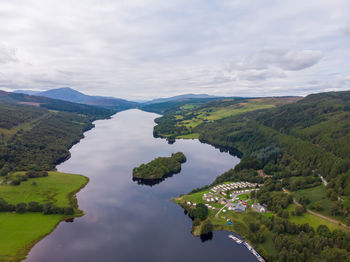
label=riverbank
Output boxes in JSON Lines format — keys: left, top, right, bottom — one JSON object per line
{"left": 172, "top": 187, "right": 277, "bottom": 261}
{"left": 0, "top": 171, "right": 89, "bottom": 261}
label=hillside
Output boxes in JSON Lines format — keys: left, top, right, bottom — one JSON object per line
{"left": 154, "top": 91, "right": 350, "bottom": 260}
{"left": 152, "top": 96, "right": 300, "bottom": 140}
{"left": 0, "top": 91, "right": 115, "bottom": 173}
{"left": 14, "top": 87, "right": 138, "bottom": 110}
{"left": 140, "top": 97, "right": 234, "bottom": 115}
{"left": 1, "top": 90, "right": 114, "bottom": 120}
{"left": 144, "top": 93, "right": 219, "bottom": 104}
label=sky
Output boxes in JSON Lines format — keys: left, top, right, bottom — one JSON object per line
{"left": 0, "top": 0, "right": 350, "bottom": 100}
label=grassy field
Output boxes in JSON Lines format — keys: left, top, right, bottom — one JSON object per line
{"left": 292, "top": 185, "right": 347, "bottom": 222}
{"left": 287, "top": 204, "right": 345, "bottom": 231}
{"left": 174, "top": 98, "right": 278, "bottom": 130}
{"left": 1, "top": 171, "right": 88, "bottom": 207}
{"left": 177, "top": 133, "right": 200, "bottom": 139}
{"left": 0, "top": 171, "right": 88, "bottom": 261}
{"left": 0, "top": 213, "right": 63, "bottom": 262}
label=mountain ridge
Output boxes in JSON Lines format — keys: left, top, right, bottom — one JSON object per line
{"left": 14, "top": 87, "right": 137, "bottom": 110}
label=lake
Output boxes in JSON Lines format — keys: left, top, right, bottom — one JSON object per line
{"left": 25, "top": 109, "right": 256, "bottom": 262}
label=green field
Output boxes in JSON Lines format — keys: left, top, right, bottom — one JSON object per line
{"left": 1, "top": 171, "right": 88, "bottom": 207}
{"left": 287, "top": 204, "right": 345, "bottom": 231}
{"left": 0, "top": 213, "right": 63, "bottom": 261}
{"left": 0, "top": 171, "right": 88, "bottom": 261}
{"left": 292, "top": 185, "right": 346, "bottom": 222}
{"left": 175, "top": 98, "right": 277, "bottom": 130}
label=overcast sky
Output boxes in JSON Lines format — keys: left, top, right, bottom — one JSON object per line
{"left": 0, "top": 0, "right": 350, "bottom": 100}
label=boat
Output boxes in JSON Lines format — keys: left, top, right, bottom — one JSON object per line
{"left": 228, "top": 234, "right": 243, "bottom": 244}
{"left": 243, "top": 242, "right": 265, "bottom": 262}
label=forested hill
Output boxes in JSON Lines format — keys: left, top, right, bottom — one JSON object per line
{"left": 0, "top": 91, "right": 115, "bottom": 174}
{"left": 196, "top": 91, "right": 350, "bottom": 195}
{"left": 154, "top": 91, "right": 350, "bottom": 260}
{"left": 139, "top": 97, "right": 228, "bottom": 114}
{"left": 0, "top": 90, "right": 115, "bottom": 120}
{"left": 154, "top": 90, "right": 350, "bottom": 223}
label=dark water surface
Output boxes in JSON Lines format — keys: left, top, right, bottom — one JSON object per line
{"left": 25, "top": 109, "right": 256, "bottom": 262}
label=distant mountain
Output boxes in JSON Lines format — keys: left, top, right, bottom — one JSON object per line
{"left": 14, "top": 87, "right": 138, "bottom": 110}
{"left": 1, "top": 90, "right": 115, "bottom": 119}
{"left": 13, "top": 90, "right": 41, "bottom": 96}
{"left": 144, "top": 93, "right": 219, "bottom": 104}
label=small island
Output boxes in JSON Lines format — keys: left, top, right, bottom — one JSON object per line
{"left": 132, "top": 152, "right": 186, "bottom": 185}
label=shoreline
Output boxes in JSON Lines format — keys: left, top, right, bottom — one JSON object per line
{"left": 9, "top": 174, "right": 90, "bottom": 262}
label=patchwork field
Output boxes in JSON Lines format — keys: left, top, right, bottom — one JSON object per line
{"left": 0, "top": 171, "right": 88, "bottom": 261}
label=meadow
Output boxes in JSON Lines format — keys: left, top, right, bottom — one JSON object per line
{"left": 0, "top": 171, "right": 88, "bottom": 261}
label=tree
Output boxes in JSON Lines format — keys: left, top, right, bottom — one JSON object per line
{"left": 320, "top": 247, "right": 348, "bottom": 262}
{"left": 295, "top": 206, "right": 305, "bottom": 216}
{"left": 249, "top": 222, "right": 260, "bottom": 233}
{"left": 192, "top": 203, "right": 209, "bottom": 221}
{"left": 250, "top": 190, "right": 256, "bottom": 199}
{"left": 298, "top": 196, "right": 310, "bottom": 207}
{"left": 15, "top": 203, "right": 27, "bottom": 213}
{"left": 314, "top": 201, "right": 323, "bottom": 211}
{"left": 27, "top": 201, "right": 42, "bottom": 212}
{"left": 63, "top": 207, "right": 74, "bottom": 215}
{"left": 42, "top": 202, "right": 54, "bottom": 214}
{"left": 317, "top": 225, "right": 331, "bottom": 238}
{"left": 200, "top": 220, "right": 213, "bottom": 235}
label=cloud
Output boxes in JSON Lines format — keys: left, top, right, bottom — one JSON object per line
{"left": 238, "top": 68, "right": 287, "bottom": 81}
{"left": 231, "top": 48, "right": 323, "bottom": 72}
{"left": 345, "top": 24, "right": 350, "bottom": 35}
{"left": 0, "top": 44, "right": 18, "bottom": 64}
{"left": 0, "top": 0, "right": 348, "bottom": 99}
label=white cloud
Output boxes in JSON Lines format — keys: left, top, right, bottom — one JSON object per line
{"left": 0, "top": 43, "right": 18, "bottom": 64}
{"left": 345, "top": 24, "right": 350, "bottom": 35}
{"left": 0, "top": 0, "right": 349, "bottom": 99}
{"left": 238, "top": 68, "right": 287, "bottom": 81}
{"left": 231, "top": 48, "right": 323, "bottom": 72}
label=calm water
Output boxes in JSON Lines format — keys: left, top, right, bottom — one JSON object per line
{"left": 25, "top": 109, "right": 256, "bottom": 262}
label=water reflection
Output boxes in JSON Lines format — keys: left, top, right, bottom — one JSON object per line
{"left": 132, "top": 170, "right": 182, "bottom": 186}
{"left": 200, "top": 232, "right": 213, "bottom": 242}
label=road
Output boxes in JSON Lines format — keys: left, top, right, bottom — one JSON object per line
{"left": 283, "top": 188, "right": 349, "bottom": 229}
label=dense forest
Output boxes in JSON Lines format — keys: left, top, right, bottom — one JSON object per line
{"left": 140, "top": 97, "right": 226, "bottom": 114}
{"left": 132, "top": 152, "right": 186, "bottom": 180}
{"left": 154, "top": 91, "right": 350, "bottom": 261}
{"left": 0, "top": 91, "right": 115, "bottom": 175}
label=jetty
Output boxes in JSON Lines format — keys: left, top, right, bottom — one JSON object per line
{"left": 228, "top": 235, "right": 265, "bottom": 262}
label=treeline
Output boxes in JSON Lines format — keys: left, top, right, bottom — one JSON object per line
{"left": 133, "top": 152, "right": 186, "bottom": 179}
{"left": 7, "top": 170, "right": 48, "bottom": 185}
{"left": 140, "top": 97, "right": 222, "bottom": 115}
{"left": 153, "top": 116, "right": 188, "bottom": 138}
{"left": 183, "top": 202, "right": 214, "bottom": 235}
{"left": 0, "top": 94, "right": 114, "bottom": 174}
{"left": 257, "top": 214, "right": 350, "bottom": 261}
{"left": 0, "top": 198, "right": 74, "bottom": 215}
